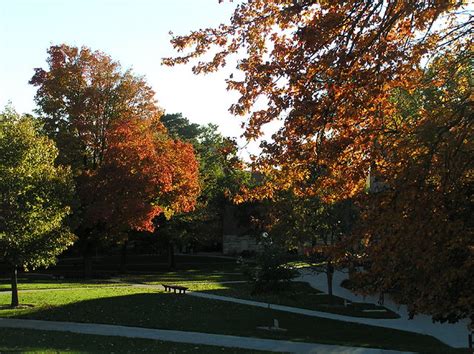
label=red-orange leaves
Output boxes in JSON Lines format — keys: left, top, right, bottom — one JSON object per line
{"left": 32, "top": 44, "right": 200, "bottom": 239}
{"left": 80, "top": 116, "right": 200, "bottom": 234}
{"left": 165, "top": 1, "right": 472, "bottom": 322}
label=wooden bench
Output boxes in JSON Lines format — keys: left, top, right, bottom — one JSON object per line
{"left": 162, "top": 284, "right": 189, "bottom": 294}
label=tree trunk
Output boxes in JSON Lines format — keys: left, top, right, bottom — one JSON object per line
{"left": 168, "top": 241, "right": 176, "bottom": 270}
{"left": 119, "top": 241, "right": 128, "bottom": 274}
{"left": 11, "top": 265, "right": 19, "bottom": 307}
{"left": 348, "top": 260, "right": 356, "bottom": 280}
{"left": 326, "top": 260, "right": 334, "bottom": 305}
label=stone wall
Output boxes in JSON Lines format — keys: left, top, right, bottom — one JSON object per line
{"left": 222, "top": 234, "right": 259, "bottom": 255}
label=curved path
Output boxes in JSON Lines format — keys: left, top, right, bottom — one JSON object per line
{"left": 3, "top": 275, "right": 468, "bottom": 350}
{"left": 0, "top": 318, "right": 409, "bottom": 354}
{"left": 296, "top": 269, "right": 470, "bottom": 348}
{"left": 113, "top": 279, "right": 470, "bottom": 348}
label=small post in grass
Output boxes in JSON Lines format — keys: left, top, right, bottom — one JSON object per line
{"left": 257, "top": 318, "right": 287, "bottom": 332}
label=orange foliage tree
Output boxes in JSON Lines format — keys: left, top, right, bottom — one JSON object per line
{"left": 164, "top": 2, "right": 472, "bottom": 322}
{"left": 31, "top": 45, "right": 200, "bottom": 263}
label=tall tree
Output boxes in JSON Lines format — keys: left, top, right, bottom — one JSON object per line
{"left": 164, "top": 2, "right": 473, "bottom": 322}
{"left": 158, "top": 114, "right": 248, "bottom": 266}
{"left": 0, "top": 108, "right": 75, "bottom": 306}
{"left": 31, "top": 45, "right": 160, "bottom": 172}
{"left": 30, "top": 45, "right": 200, "bottom": 274}
{"left": 161, "top": 113, "right": 202, "bottom": 142}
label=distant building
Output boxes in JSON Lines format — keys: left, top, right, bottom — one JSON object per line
{"left": 222, "top": 204, "right": 259, "bottom": 255}
{"left": 366, "top": 167, "right": 387, "bottom": 193}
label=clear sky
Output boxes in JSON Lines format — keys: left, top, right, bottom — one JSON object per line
{"left": 0, "top": 0, "right": 250, "bottom": 145}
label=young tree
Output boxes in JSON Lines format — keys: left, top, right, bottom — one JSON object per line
{"left": 30, "top": 45, "right": 200, "bottom": 274}
{"left": 0, "top": 109, "right": 75, "bottom": 306}
{"left": 264, "top": 192, "right": 356, "bottom": 301}
{"left": 164, "top": 2, "right": 472, "bottom": 322}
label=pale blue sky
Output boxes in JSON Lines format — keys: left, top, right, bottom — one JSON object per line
{"left": 0, "top": 0, "right": 247, "bottom": 141}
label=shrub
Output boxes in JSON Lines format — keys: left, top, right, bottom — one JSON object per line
{"left": 247, "top": 241, "right": 298, "bottom": 293}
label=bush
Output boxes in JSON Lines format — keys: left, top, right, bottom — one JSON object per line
{"left": 240, "top": 250, "right": 256, "bottom": 259}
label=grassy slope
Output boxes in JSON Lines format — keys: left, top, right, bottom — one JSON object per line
{"left": 0, "top": 286, "right": 453, "bottom": 353}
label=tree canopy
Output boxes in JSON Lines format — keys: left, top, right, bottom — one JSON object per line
{"left": 164, "top": 1, "right": 472, "bottom": 200}
{"left": 30, "top": 45, "right": 200, "bottom": 246}
{"left": 164, "top": 1, "right": 473, "bottom": 322}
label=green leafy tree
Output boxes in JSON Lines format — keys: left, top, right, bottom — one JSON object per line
{"left": 160, "top": 113, "right": 202, "bottom": 142}
{"left": 0, "top": 108, "right": 75, "bottom": 306}
{"left": 158, "top": 114, "right": 249, "bottom": 267}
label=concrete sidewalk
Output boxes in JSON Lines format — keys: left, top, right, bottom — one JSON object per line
{"left": 120, "top": 281, "right": 469, "bottom": 348}
{"left": 0, "top": 318, "right": 410, "bottom": 354}
{"left": 189, "top": 291, "right": 468, "bottom": 348}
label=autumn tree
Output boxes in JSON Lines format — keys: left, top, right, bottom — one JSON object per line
{"left": 0, "top": 108, "right": 75, "bottom": 306}
{"left": 164, "top": 2, "right": 473, "bottom": 322}
{"left": 30, "top": 45, "right": 200, "bottom": 274}
{"left": 349, "top": 51, "right": 473, "bottom": 323}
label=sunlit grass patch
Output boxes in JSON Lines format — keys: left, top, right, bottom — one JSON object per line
{"left": 0, "top": 278, "right": 129, "bottom": 291}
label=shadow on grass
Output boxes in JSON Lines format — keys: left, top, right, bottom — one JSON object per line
{"left": 197, "top": 281, "right": 400, "bottom": 319}
{"left": 0, "top": 328, "right": 263, "bottom": 353}
{"left": 1, "top": 290, "right": 454, "bottom": 353}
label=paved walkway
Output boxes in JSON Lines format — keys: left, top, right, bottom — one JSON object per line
{"left": 188, "top": 291, "right": 468, "bottom": 348}
{"left": 4, "top": 275, "right": 469, "bottom": 350}
{"left": 112, "top": 280, "right": 470, "bottom": 349}
{"left": 0, "top": 318, "right": 410, "bottom": 354}
{"left": 296, "top": 269, "right": 471, "bottom": 348}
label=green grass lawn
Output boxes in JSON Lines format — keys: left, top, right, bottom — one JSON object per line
{"left": 0, "top": 286, "right": 454, "bottom": 353}
{"left": 186, "top": 281, "right": 399, "bottom": 319}
{"left": 0, "top": 328, "right": 268, "bottom": 353}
